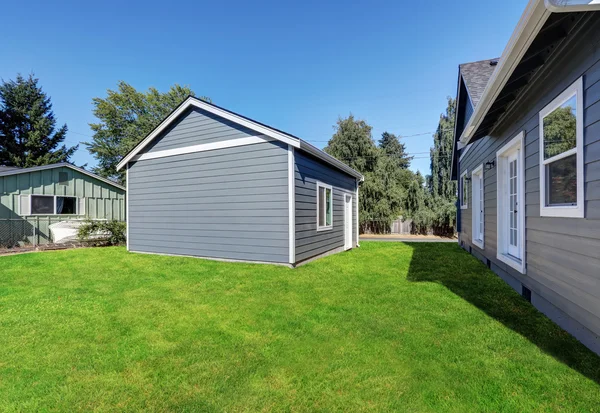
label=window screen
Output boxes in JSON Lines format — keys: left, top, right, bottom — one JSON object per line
{"left": 317, "top": 182, "right": 333, "bottom": 230}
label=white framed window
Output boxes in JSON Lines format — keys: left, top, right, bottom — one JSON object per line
{"left": 497, "top": 132, "right": 526, "bottom": 274}
{"left": 539, "top": 77, "right": 584, "bottom": 218}
{"left": 23, "top": 195, "right": 84, "bottom": 216}
{"left": 471, "top": 164, "right": 484, "bottom": 249}
{"left": 316, "top": 181, "right": 333, "bottom": 231}
{"left": 460, "top": 170, "right": 469, "bottom": 209}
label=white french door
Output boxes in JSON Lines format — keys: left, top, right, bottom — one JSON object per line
{"left": 507, "top": 152, "right": 520, "bottom": 258}
{"left": 496, "top": 132, "right": 525, "bottom": 274}
{"left": 471, "top": 166, "right": 484, "bottom": 247}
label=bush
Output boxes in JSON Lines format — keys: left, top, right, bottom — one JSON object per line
{"left": 77, "top": 220, "right": 126, "bottom": 246}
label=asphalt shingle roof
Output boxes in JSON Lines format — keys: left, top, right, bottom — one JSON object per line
{"left": 0, "top": 166, "right": 20, "bottom": 172}
{"left": 459, "top": 58, "right": 499, "bottom": 107}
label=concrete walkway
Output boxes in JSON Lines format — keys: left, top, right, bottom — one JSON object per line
{"left": 360, "top": 235, "right": 457, "bottom": 243}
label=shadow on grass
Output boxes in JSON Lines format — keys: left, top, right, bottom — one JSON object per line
{"left": 406, "top": 242, "right": 600, "bottom": 385}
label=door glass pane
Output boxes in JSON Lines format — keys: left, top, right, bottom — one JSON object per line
{"left": 546, "top": 154, "right": 577, "bottom": 206}
{"left": 543, "top": 95, "right": 576, "bottom": 160}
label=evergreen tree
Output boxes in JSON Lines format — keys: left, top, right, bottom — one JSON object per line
{"left": 86, "top": 81, "right": 210, "bottom": 184}
{"left": 325, "top": 115, "right": 379, "bottom": 174}
{"left": 378, "top": 132, "right": 412, "bottom": 170}
{"left": 430, "top": 97, "right": 457, "bottom": 201}
{"left": 0, "top": 74, "right": 77, "bottom": 167}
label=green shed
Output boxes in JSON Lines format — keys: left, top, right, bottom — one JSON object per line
{"left": 0, "top": 163, "right": 126, "bottom": 247}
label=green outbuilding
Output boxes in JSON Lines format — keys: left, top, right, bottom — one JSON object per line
{"left": 0, "top": 163, "right": 126, "bottom": 247}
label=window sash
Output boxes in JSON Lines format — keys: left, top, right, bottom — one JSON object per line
{"left": 26, "top": 195, "right": 81, "bottom": 216}
{"left": 316, "top": 181, "right": 333, "bottom": 231}
{"left": 539, "top": 77, "right": 584, "bottom": 218}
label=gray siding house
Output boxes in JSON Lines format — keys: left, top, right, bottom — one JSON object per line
{"left": 452, "top": 0, "right": 600, "bottom": 355}
{"left": 0, "top": 163, "right": 126, "bottom": 246}
{"left": 117, "top": 97, "right": 363, "bottom": 266}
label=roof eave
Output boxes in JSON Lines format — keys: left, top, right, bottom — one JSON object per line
{"left": 299, "top": 140, "right": 364, "bottom": 181}
{"left": 459, "top": 0, "right": 551, "bottom": 145}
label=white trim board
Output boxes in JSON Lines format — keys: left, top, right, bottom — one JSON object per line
{"left": 288, "top": 145, "right": 296, "bottom": 264}
{"left": 460, "top": 170, "right": 469, "bottom": 210}
{"left": 117, "top": 97, "right": 301, "bottom": 170}
{"left": 131, "top": 136, "right": 272, "bottom": 163}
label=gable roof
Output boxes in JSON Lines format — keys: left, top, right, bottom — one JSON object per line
{"left": 0, "top": 163, "right": 126, "bottom": 191}
{"left": 459, "top": 59, "right": 499, "bottom": 107}
{"left": 116, "top": 96, "right": 364, "bottom": 181}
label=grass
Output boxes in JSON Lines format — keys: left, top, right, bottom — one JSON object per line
{"left": 0, "top": 243, "right": 599, "bottom": 412}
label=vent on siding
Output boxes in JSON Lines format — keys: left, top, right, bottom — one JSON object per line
{"left": 522, "top": 286, "right": 532, "bottom": 303}
{"left": 58, "top": 172, "right": 68, "bottom": 185}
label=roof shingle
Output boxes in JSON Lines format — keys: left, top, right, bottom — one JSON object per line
{"left": 459, "top": 58, "right": 499, "bottom": 107}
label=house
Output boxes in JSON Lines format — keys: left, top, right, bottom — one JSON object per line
{"left": 451, "top": 0, "right": 600, "bottom": 355}
{"left": 0, "top": 163, "right": 126, "bottom": 246}
{"left": 117, "top": 97, "right": 363, "bottom": 266}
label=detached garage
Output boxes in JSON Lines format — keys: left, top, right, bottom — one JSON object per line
{"left": 117, "top": 97, "right": 363, "bottom": 266}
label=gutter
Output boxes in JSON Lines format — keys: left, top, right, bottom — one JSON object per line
{"left": 460, "top": 0, "right": 600, "bottom": 146}
{"left": 459, "top": 0, "right": 550, "bottom": 145}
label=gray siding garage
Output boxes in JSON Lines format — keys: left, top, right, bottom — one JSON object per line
{"left": 452, "top": 8, "right": 600, "bottom": 354}
{"left": 119, "top": 97, "right": 363, "bottom": 266}
{"left": 295, "top": 151, "right": 357, "bottom": 262}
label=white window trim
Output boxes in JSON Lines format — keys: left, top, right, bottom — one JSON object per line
{"left": 539, "top": 77, "right": 584, "bottom": 218}
{"left": 316, "top": 181, "right": 333, "bottom": 232}
{"left": 471, "top": 164, "right": 485, "bottom": 249}
{"left": 26, "top": 194, "right": 81, "bottom": 216}
{"left": 460, "top": 170, "right": 469, "bottom": 210}
{"left": 496, "top": 132, "right": 526, "bottom": 274}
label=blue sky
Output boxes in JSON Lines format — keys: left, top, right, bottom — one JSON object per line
{"left": 2, "top": 0, "right": 526, "bottom": 174}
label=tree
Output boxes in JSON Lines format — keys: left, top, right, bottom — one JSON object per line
{"left": 325, "top": 115, "right": 379, "bottom": 174}
{"left": 0, "top": 74, "right": 77, "bottom": 167}
{"left": 86, "top": 81, "right": 210, "bottom": 184}
{"left": 430, "top": 97, "right": 457, "bottom": 201}
{"left": 379, "top": 132, "right": 412, "bottom": 170}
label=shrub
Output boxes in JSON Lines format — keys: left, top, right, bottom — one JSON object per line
{"left": 77, "top": 220, "right": 126, "bottom": 246}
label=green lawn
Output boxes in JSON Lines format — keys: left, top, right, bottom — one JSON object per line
{"left": 1, "top": 243, "right": 599, "bottom": 412}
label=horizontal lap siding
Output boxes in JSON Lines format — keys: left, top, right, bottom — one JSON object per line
{"left": 145, "top": 107, "right": 259, "bottom": 153}
{"left": 459, "top": 16, "right": 600, "bottom": 336}
{"left": 129, "top": 136, "right": 290, "bottom": 264}
{"left": 295, "top": 151, "right": 357, "bottom": 263}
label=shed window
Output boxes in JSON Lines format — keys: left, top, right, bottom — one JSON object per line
{"left": 58, "top": 172, "right": 68, "bottom": 185}
{"left": 31, "top": 195, "right": 55, "bottom": 214}
{"left": 317, "top": 181, "right": 333, "bottom": 231}
{"left": 26, "top": 195, "right": 81, "bottom": 215}
{"left": 539, "top": 77, "right": 584, "bottom": 218}
{"left": 56, "top": 196, "right": 77, "bottom": 214}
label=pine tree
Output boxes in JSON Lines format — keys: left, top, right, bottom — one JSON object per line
{"left": 430, "top": 97, "right": 457, "bottom": 201}
{"left": 0, "top": 74, "right": 77, "bottom": 167}
{"left": 378, "top": 132, "right": 412, "bottom": 170}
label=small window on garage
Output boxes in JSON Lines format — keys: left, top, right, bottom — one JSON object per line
{"left": 31, "top": 195, "right": 55, "bottom": 214}
{"left": 56, "top": 196, "right": 77, "bottom": 214}
{"left": 317, "top": 181, "right": 333, "bottom": 231}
